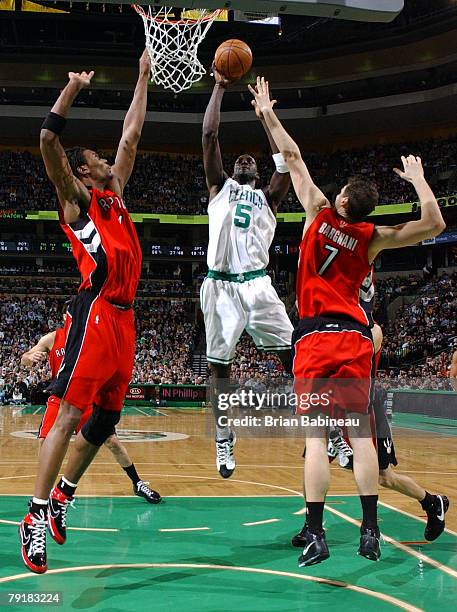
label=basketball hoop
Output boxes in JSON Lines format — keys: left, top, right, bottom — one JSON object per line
{"left": 132, "top": 5, "right": 223, "bottom": 94}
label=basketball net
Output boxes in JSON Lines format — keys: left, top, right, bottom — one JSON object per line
{"left": 132, "top": 5, "right": 222, "bottom": 94}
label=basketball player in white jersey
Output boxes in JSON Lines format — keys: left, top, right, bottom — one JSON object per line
{"left": 201, "top": 65, "right": 294, "bottom": 478}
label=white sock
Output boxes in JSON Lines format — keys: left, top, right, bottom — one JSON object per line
{"left": 216, "top": 426, "right": 231, "bottom": 440}
{"left": 62, "top": 476, "right": 78, "bottom": 488}
{"left": 32, "top": 497, "right": 48, "bottom": 505}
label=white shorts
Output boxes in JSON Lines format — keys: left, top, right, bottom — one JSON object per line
{"left": 200, "top": 275, "right": 293, "bottom": 366}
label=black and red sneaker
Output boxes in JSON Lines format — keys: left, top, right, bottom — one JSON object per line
{"left": 19, "top": 509, "right": 48, "bottom": 574}
{"left": 48, "top": 486, "right": 74, "bottom": 545}
{"left": 425, "top": 495, "right": 449, "bottom": 541}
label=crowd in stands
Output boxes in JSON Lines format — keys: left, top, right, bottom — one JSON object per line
{"left": 1, "top": 135, "right": 456, "bottom": 215}
{"left": 0, "top": 265, "right": 288, "bottom": 300}
{"left": 0, "top": 272, "right": 198, "bottom": 298}
{"left": 0, "top": 263, "right": 77, "bottom": 276}
{"left": 1, "top": 277, "right": 78, "bottom": 296}
{"left": 379, "top": 350, "right": 454, "bottom": 390}
{"left": 231, "top": 334, "right": 286, "bottom": 389}
{"left": 0, "top": 262, "right": 188, "bottom": 280}
{"left": 374, "top": 273, "right": 435, "bottom": 325}
{"left": 132, "top": 301, "right": 199, "bottom": 385}
{"left": 0, "top": 296, "right": 201, "bottom": 405}
{"left": 380, "top": 272, "right": 457, "bottom": 367}
{"left": 0, "top": 297, "right": 63, "bottom": 405}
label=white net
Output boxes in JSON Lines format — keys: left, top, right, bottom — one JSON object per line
{"left": 133, "top": 5, "right": 222, "bottom": 94}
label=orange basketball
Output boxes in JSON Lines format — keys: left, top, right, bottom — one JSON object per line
{"left": 214, "top": 39, "right": 253, "bottom": 81}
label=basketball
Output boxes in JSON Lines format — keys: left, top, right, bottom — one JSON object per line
{"left": 214, "top": 39, "right": 253, "bottom": 81}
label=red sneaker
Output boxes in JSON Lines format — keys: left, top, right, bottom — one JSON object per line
{"left": 19, "top": 510, "right": 48, "bottom": 574}
{"left": 48, "top": 487, "right": 74, "bottom": 545}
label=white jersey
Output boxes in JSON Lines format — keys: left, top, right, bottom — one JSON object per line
{"left": 207, "top": 178, "right": 276, "bottom": 274}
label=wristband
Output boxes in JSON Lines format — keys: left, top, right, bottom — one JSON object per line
{"left": 273, "top": 153, "right": 289, "bottom": 174}
{"left": 41, "top": 112, "right": 66, "bottom": 135}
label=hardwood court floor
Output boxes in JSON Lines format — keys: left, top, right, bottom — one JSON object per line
{"left": 0, "top": 405, "right": 456, "bottom": 610}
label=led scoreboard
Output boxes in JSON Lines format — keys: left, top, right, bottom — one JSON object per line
{"left": 150, "top": 245, "right": 207, "bottom": 257}
{"left": 0, "top": 241, "right": 302, "bottom": 257}
{"left": 0, "top": 241, "right": 31, "bottom": 252}
{"left": 0, "top": 240, "right": 72, "bottom": 253}
{"left": 39, "top": 241, "right": 73, "bottom": 253}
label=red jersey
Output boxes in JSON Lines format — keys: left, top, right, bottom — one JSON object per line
{"left": 296, "top": 207, "right": 375, "bottom": 326}
{"left": 48, "top": 327, "right": 66, "bottom": 378}
{"left": 59, "top": 188, "right": 142, "bottom": 305}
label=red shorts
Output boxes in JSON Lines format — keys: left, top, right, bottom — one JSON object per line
{"left": 292, "top": 317, "right": 375, "bottom": 416}
{"left": 52, "top": 293, "right": 135, "bottom": 413}
{"left": 37, "top": 395, "right": 92, "bottom": 438}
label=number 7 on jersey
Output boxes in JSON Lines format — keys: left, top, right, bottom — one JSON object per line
{"left": 318, "top": 244, "right": 340, "bottom": 276}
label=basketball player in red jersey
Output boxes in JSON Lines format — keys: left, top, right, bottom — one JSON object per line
{"left": 293, "top": 323, "right": 449, "bottom": 547}
{"left": 19, "top": 51, "right": 150, "bottom": 574}
{"left": 20, "top": 315, "right": 161, "bottom": 509}
{"left": 250, "top": 77, "right": 445, "bottom": 566}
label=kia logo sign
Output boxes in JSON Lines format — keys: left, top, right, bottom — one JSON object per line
{"left": 129, "top": 387, "right": 142, "bottom": 395}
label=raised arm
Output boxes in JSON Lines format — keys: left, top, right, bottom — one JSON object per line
{"left": 110, "top": 50, "right": 151, "bottom": 197}
{"left": 21, "top": 332, "right": 56, "bottom": 368}
{"left": 368, "top": 156, "right": 446, "bottom": 263}
{"left": 202, "top": 66, "right": 230, "bottom": 200}
{"left": 40, "top": 72, "right": 93, "bottom": 224}
{"left": 249, "top": 77, "right": 328, "bottom": 222}
{"left": 252, "top": 99, "right": 290, "bottom": 213}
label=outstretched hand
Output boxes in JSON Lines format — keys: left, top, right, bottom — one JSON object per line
{"left": 68, "top": 71, "right": 94, "bottom": 89}
{"left": 210, "top": 62, "right": 232, "bottom": 88}
{"left": 393, "top": 155, "right": 425, "bottom": 183}
{"left": 248, "top": 76, "right": 277, "bottom": 116}
{"left": 139, "top": 49, "right": 151, "bottom": 77}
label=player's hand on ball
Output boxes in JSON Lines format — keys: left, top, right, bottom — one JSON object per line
{"left": 248, "top": 77, "right": 277, "bottom": 116}
{"left": 393, "top": 155, "right": 424, "bottom": 183}
{"left": 211, "top": 62, "right": 232, "bottom": 88}
{"left": 68, "top": 71, "right": 95, "bottom": 89}
{"left": 139, "top": 49, "right": 151, "bottom": 77}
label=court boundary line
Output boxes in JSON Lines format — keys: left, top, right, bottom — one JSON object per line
{"left": 159, "top": 527, "right": 210, "bottom": 532}
{"left": 1, "top": 461, "right": 455, "bottom": 475}
{"left": 0, "top": 563, "right": 423, "bottom": 611}
{"left": 79, "top": 473, "right": 305, "bottom": 497}
{"left": 325, "top": 504, "right": 457, "bottom": 581}
{"left": 133, "top": 407, "right": 169, "bottom": 418}
{"left": 0, "top": 474, "right": 302, "bottom": 497}
{"left": 0, "top": 461, "right": 306, "bottom": 468}
{"left": 391, "top": 470, "right": 457, "bottom": 476}
{"left": 243, "top": 518, "right": 280, "bottom": 526}
{"left": 0, "top": 493, "right": 356, "bottom": 498}
{"left": 379, "top": 501, "right": 457, "bottom": 538}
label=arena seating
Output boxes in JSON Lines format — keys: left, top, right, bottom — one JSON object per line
{"left": 1, "top": 135, "right": 456, "bottom": 215}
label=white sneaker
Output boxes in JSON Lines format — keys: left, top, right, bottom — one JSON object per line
{"left": 215, "top": 431, "right": 237, "bottom": 479}
{"left": 329, "top": 430, "right": 354, "bottom": 470}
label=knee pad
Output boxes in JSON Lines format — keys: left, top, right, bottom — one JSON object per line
{"left": 81, "top": 405, "right": 120, "bottom": 447}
